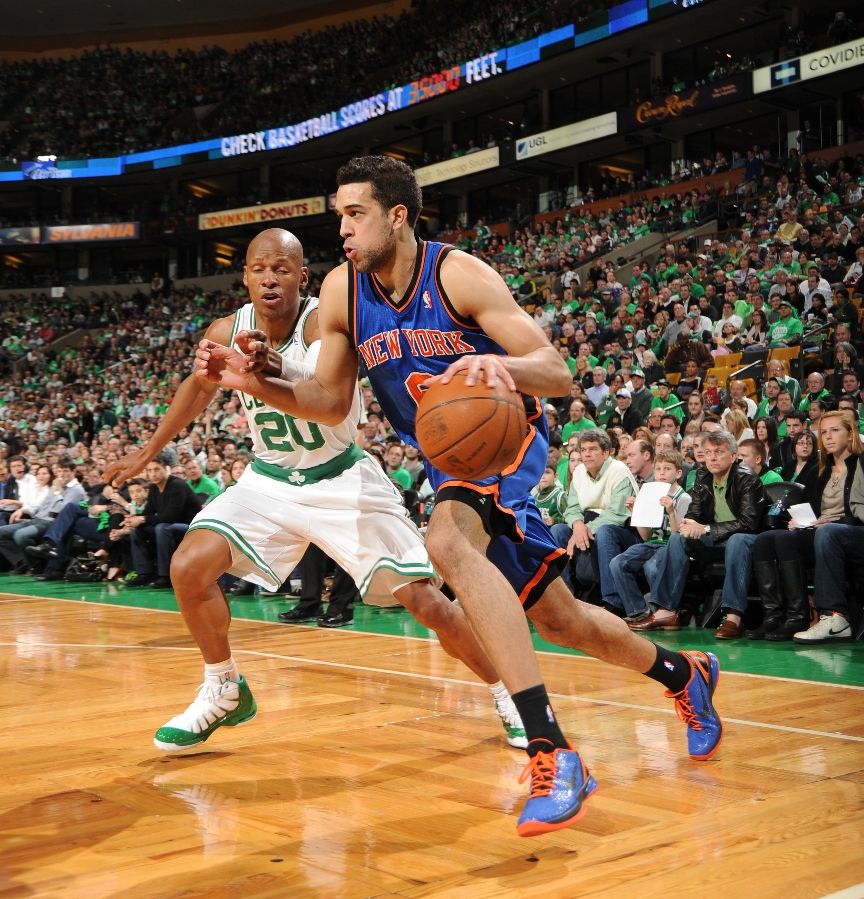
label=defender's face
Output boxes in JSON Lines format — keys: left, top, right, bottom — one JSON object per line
{"left": 243, "top": 237, "right": 307, "bottom": 320}
{"left": 336, "top": 182, "right": 399, "bottom": 273}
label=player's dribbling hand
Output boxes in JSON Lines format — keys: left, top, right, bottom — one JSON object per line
{"left": 428, "top": 354, "right": 517, "bottom": 391}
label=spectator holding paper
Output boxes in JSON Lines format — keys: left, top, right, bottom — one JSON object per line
{"left": 748, "top": 410, "right": 861, "bottom": 642}
{"left": 607, "top": 450, "right": 691, "bottom": 626}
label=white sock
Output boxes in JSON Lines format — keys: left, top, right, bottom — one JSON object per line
{"left": 488, "top": 680, "right": 510, "bottom": 703}
{"left": 204, "top": 657, "right": 240, "bottom": 685}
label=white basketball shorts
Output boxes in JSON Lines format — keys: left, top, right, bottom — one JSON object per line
{"left": 187, "top": 451, "right": 436, "bottom": 605}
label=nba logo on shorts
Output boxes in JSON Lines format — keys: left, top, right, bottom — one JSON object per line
{"left": 770, "top": 59, "right": 800, "bottom": 89}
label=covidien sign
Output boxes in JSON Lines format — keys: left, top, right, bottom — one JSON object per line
{"left": 753, "top": 37, "right": 864, "bottom": 93}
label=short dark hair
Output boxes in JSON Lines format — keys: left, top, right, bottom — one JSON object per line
{"left": 738, "top": 437, "right": 765, "bottom": 463}
{"left": 337, "top": 156, "right": 423, "bottom": 228}
{"left": 786, "top": 410, "right": 808, "bottom": 423}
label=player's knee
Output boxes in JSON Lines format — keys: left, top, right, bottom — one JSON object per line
{"left": 529, "top": 585, "right": 581, "bottom": 644}
{"left": 170, "top": 540, "right": 217, "bottom": 591}
{"left": 398, "top": 582, "right": 451, "bottom": 630}
{"left": 169, "top": 542, "right": 196, "bottom": 588}
{"left": 424, "top": 529, "right": 466, "bottom": 581}
{"left": 423, "top": 526, "right": 448, "bottom": 570}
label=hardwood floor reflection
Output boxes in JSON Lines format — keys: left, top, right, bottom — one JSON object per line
{"left": 1, "top": 594, "right": 862, "bottom": 898}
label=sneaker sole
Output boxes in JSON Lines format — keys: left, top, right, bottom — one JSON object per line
{"left": 153, "top": 709, "right": 257, "bottom": 753}
{"left": 690, "top": 729, "right": 723, "bottom": 761}
{"left": 793, "top": 634, "right": 851, "bottom": 644}
{"left": 507, "top": 735, "right": 529, "bottom": 750}
{"left": 516, "top": 777, "right": 599, "bottom": 837}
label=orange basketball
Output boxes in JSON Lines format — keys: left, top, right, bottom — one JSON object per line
{"left": 415, "top": 371, "right": 528, "bottom": 480}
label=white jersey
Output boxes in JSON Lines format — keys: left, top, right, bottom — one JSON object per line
{"left": 230, "top": 298, "right": 360, "bottom": 470}
{"left": 191, "top": 296, "right": 435, "bottom": 602}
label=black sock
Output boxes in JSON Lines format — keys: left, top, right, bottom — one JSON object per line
{"left": 510, "top": 684, "right": 569, "bottom": 755}
{"left": 643, "top": 645, "right": 691, "bottom": 694}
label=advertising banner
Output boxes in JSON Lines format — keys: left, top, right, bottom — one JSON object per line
{"left": 515, "top": 112, "right": 617, "bottom": 161}
{"left": 0, "top": 226, "right": 40, "bottom": 246}
{"left": 198, "top": 197, "right": 326, "bottom": 231}
{"left": 619, "top": 75, "right": 746, "bottom": 130}
{"left": 753, "top": 37, "right": 864, "bottom": 93}
{"left": 416, "top": 148, "right": 500, "bottom": 187}
{"left": 41, "top": 223, "right": 140, "bottom": 242}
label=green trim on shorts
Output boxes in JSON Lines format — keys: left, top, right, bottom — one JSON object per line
{"left": 251, "top": 443, "right": 364, "bottom": 486}
{"left": 356, "top": 557, "right": 437, "bottom": 599}
{"left": 187, "top": 520, "right": 280, "bottom": 585}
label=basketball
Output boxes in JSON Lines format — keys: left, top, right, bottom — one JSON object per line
{"left": 415, "top": 371, "right": 528, "bottom": 480}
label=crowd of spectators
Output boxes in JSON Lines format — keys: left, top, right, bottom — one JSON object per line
{"left": 0, "top": 4, "right": 855, "bottom": 164}
{"left": 0, "top": 0, "right": 569, "bottom": 162}
{"left": 1, "top": 139, "right": 863, "bottom": 647}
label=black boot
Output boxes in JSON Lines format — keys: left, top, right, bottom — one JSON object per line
{"left": 766, "top": 559, "right": 809, "bottom": 641}
{"left": 747, "top": 560, "right": 784, "bottom": 639}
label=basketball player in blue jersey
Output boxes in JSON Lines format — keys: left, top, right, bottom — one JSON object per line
{"left": 105, "top": 228, "right": 529, "bottom": 755}
{"left": 195, "top": 160, "right": 722, "bottom": 837}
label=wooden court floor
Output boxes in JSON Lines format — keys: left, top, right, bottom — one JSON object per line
{"left": 1, "top": 593, "right": 863, "bottom": 899}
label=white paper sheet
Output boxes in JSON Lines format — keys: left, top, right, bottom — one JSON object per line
{"left": 630, "top": 481, "right": 673, "bottom": 528}
{"left": 788, "top": 502, "right": 818, "bottom": 527}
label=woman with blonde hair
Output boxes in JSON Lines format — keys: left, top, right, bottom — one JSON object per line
{"left": 748, "top": 411, "right": 862, "bottom": 641}
{"left": 725, "top": 409, "right": 754, "bottom": 443}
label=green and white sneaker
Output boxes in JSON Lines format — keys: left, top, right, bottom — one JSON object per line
{"left": 154, "top": 675, "right": 257, "bottom": 753}
{"left": 495, "top": 695, "right": 528, "bottom": 749}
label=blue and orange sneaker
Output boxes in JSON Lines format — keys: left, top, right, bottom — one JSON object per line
{"left": 515, "top": 740, "right": 598, "bottom": 837}
{"left": 667, "top": 651, "right": 722, "bottom": 760}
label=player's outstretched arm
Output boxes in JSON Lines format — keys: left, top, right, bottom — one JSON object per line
{"left": 434, "top": 251, "right": 572, "bottom": 397}
{"left": 195, "top": 266, "right": 360, "bottom": 427}
{"left": 104, "top": 316, "right": 232, "bottom": 486}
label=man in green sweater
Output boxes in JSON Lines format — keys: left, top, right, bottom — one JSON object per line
{"left": 737, "top": 439, "right": 783, "bottom": 485}
{"left": 561, "top": 399, "right": 596, "bottom": 442}
{"left": 185, "top": 459, "right": 222, "bottom": 505}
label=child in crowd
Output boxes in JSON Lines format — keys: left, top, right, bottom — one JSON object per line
{"left": 606, "top": 450, "right": 691, "bottom": 626}
{"left": 532, "top": 465, "right": 567, "bottom": 526}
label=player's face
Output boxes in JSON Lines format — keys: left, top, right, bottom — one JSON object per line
{"left": 336, "top": 182, "right": 400, "bottom": 273}
{"left": 243, "top": 239, "right": 307, "bottom": 319}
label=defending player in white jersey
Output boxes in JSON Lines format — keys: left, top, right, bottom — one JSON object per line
{"left": 104, "top": 228, "right": 527, "bottom": 753}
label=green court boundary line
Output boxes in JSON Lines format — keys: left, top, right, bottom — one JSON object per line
{"left": 2, "top": 586, "right": 862, "bottom": 690}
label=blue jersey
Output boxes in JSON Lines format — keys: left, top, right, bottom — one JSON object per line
{"left": 349, "top": 239, "right": 565, "bottom": 609}
{"left": 349, "top": 239, "right": 510, "bottom": 448}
